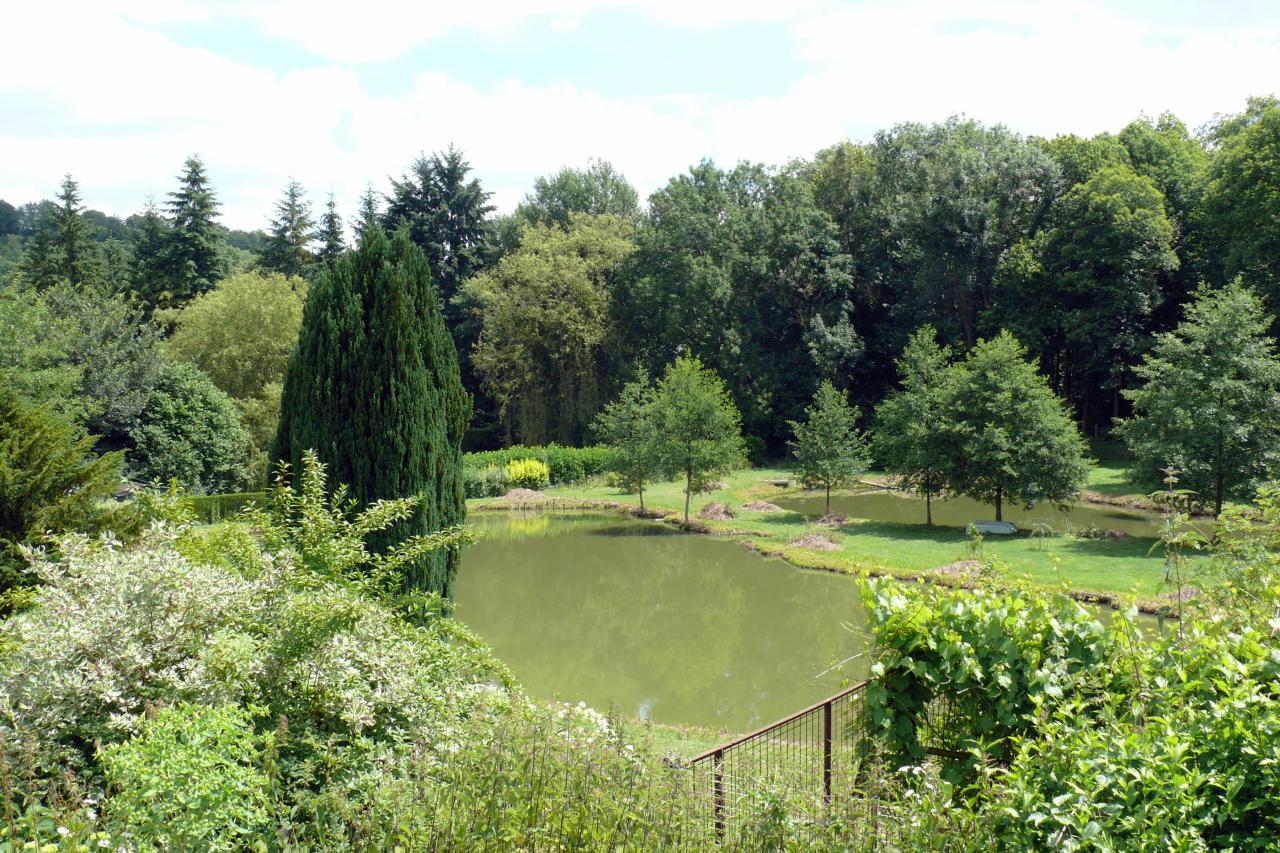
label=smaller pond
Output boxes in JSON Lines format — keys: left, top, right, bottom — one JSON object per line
{"left": 454, "top": 512, "right": 868, "bottom": 733}
{"left": 775, "top": 490, "right": 1164, "bottom": 539}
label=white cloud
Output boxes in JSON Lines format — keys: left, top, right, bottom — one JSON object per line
{"left": 1, "top": 0, "right": 1277, "bottom": 230}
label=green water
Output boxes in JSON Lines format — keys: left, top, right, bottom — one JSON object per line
{"left": 453, "top": 512, "right": 867, "bottom": 733}
{"left": 775, "top": 490, "right": 1164, "bottom": 539}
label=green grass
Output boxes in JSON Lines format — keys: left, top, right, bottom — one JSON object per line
{"left": 470, "top": 466, "right": 1196, "bottom": 605}
{"left": 1086, "top": 464, "right": 1144, "bottom": 497}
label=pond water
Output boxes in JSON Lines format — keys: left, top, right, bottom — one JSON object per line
{"left": 774, "top": 490, "right": 1164, "bottom": 539}
{"left": 453, "top": 512, "right": 867, "bottom": 733}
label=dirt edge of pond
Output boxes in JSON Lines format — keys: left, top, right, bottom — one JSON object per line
{"left": 472, "top": 496, "right": 1180, "bottom": 618}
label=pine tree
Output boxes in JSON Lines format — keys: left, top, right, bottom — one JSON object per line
{"left": 272, "top": 228, "right": 470, "bottom": 596}
{"left": 260, "top": 179, "right": 314, "bottom": 277}
{"left": 160, "top": 156, "right": 225, "bottom": 303}
{"left": 352, "top": 184, "right": 382, "bottom": 242}
{"left": 53, "top": 175, "right": 100, "bottom": 287}
{"left": 315, "top": 192, "right": 345, "bottom": 263}
{"left": 130, "top": 201, "right": 170, "bottom": 310}
{"left": 18, "top": 223, "right": 61, "bottom": 289}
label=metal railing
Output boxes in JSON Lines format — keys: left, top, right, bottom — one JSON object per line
{"left": 684, "top": 681, "right": 965, "bottom": 839}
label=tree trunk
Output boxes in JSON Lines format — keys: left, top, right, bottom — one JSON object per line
{"left": 639, "top": 482, "right": 645, "bottom": 512}
{"left": 926, "top": 489, "right": 933, "bottom": 526}
{"left": 684, "top": 465, "right": 692, "bottom": 526}
{"left": 825, "top": 483, "right": 831, "bottom": 515}
{"left": 995, "top": 485, "right": 1003, "bottom": 522}
{"left": 1216, "top": 473, "right": 1224, "bottom": 518}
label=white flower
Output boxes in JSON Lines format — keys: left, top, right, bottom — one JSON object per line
{"left": 57, "top": 827, "right": 70, "bottom": 837}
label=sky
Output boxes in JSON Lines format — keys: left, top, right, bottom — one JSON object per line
{"left": 2, "top": 0, "right": 1278, "bottom": 230}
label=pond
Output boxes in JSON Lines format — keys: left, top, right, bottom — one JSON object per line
{"left": 453, "top": 511, "right": 867, "bottom": 733}
{"left": 774, "top": 490, "right": 1164, "bottom": 539}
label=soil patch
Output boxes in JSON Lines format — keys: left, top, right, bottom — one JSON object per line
{"left": 817, "top": 512, "right": 848, "bottom": 527}
{"left": 698, "top": 502, "right": 736, "bottom": 521}
{"left": 501, "top": 488, "right": 549, "bottom": 502}
{"left": 790, "top": 533, "right": 840, "bottom": 551}
{"left": 742, "top": 500, "right": 784, "bottom": 513}
{"left": 930, "top": 560, "right": 981, "bottom": 576}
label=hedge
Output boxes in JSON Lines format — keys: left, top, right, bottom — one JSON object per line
{"left": 462, "top": 445, "right": 610, "bottom": 487}
{"left": 189, "top": 492, "right": 268, "bottom": 523}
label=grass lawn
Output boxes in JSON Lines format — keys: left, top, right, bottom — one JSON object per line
{"left": 475, "top": 466, "right": 1197, "bottom": 606}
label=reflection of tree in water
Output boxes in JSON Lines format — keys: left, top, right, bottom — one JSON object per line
{"left": 454, "top": 515, "right": 868, "bottom": 731}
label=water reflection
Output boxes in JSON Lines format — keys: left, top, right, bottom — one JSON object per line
{"left": 454, "top": 512, "right": 868, "bottom": 732}
{"left": 775, "top": 490, "right": 1163, "bottom": 539}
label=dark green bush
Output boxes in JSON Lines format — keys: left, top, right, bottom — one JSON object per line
{"left": 189, "top": 491, "right": 267, "bottom": 523}
{"left": 463, "top": 444, "right": 609, "bottom": 486}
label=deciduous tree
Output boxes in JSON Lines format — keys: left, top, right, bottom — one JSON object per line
{"left": 592, "top": 372, "right": 659, "bottom": 510}
{"left": 788, "top": 380, "right": 870, "bottom": 513}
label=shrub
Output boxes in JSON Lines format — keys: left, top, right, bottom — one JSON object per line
{"left": 189, "top": 491, "right": 267, "bottom": 523}
{"left": 100, "top": 703, "right": 275, "bottom": 851}
{"left": 504, "top": 458, "right": 550, "bottom": 490}
{"left": 463, "top": 444, "right": 610, "bottom": 486}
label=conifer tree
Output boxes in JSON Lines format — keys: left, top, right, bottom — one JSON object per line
{"left": 273, "top": 228, "right": 470, "bottom": 596}
{"left": 129, "top": 201, "right": 170, "bottom": 310}
{"left": 352, "top": 184, "right": 382, "bottom": 243}
{"left": 18, "top": 223, "right": 61, "bottom": 289}
{"left": 260, "top": 179, "right": 314, "bottom": 277}
{"left": 315, "top": 192, "right": 345, "bottom": 263}
{"left": 160, "top": 156, "right": 226, "bottom": 303}
{"left": 53, "top": 175, "right": 99, "bottom": 287}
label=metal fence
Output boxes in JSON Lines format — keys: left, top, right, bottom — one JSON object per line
{"left": 684, "top": 681, "right": 964, "bottom": 840}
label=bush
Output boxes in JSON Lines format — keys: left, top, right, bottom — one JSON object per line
{"left": 189, "top": 491, "right": 268, "bottom": 523}
{"left": 462, "top": 465, "right": 508, "bottom": 499}
{"left": 463, "top": 444, "right": 610, "bottom": 486}
{"left": 100, "top": 703, "right": 275, "bottom": 851}
{"left": 505, "top": 458, "right": 550, "bottom": 490}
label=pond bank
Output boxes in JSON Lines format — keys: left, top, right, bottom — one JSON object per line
{"left": 473, "top": 482, "right": 1188, "bottom": 616}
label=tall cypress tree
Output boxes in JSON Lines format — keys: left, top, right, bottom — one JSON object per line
{"left": 161, "top": 156, "right": 225, "bottom": 303}
{"left": 272, "top": 227, "right": 470, "bottom": 595}
{"left": 260, "top": 179, "right": 315, "bottom": 277}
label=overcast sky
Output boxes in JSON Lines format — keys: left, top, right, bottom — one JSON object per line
{"left": 2, "top": 0, "right": 1278, "bottom": 230}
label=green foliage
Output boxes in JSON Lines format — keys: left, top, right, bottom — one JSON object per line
{"left": 649, "top": 356, "right": 746, "bottom": 524}
{"left": 463, "top": 444, "right": 611, "bottom": 486}
{"left": 942, "top": 332, "right": 1091, "bottom": 521}
{"left": 1118, "top": 280, "right": 1280, "bottom": 515}
{"left": 0, "top": 284, "right": 86, "bottom": 420}
{"left": 593, "top": 373, "right": 661, "bottom": 509}
{"left": 873, "top": 326, "right": 955, "bottom": 524}
{"left": 128, "top": 361, "right": 252, "bottom": 494}
{"left": 513, "top": 158, "right": 641, "bottom": 233}
{"left": 462, "top": 464, "right": 510, "bottom": 499}
{"left": 273, "top": 227, "right": 469, "bottom": 596}
{"left": 258, "top": 179, "right": 314, "bottom": 278}
{"left": 0, "top": 393, "right": 123, "bottom": 599}
{"left": 314, "top": 192, "right": 344, "bottom": 263}
{"left": 788, "top": 380, "right": 869, "bottom": 512}
{"left": 99, "top": 703, "right": 274, "bottom": 851}
{"left": 504, "top": 458, "right": 550, "bottom": 491}
{"left": 156, "top": 156, "right": 227, "bottom": 306}
{"left": 189, "top": 491, "right": 267, "bottom": 523}
{"left": 466, "top": 214, "right": 635, "bottom": 445}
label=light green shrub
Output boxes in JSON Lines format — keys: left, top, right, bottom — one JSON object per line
{"left": 504, "top": 458, "right": 550, "bottom": 490}
{"left": 100, "top": 703, "right": 274, "bottom": 851}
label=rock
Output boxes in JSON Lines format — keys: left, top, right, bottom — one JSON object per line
{"left": 790, "top": 533, "right": 840, "bottom": 551}
{"left": 697, "top": 502, "right": 736, "bottom": 520}
{"left": 742, "top": 500, "right": 784, "bottom": 512}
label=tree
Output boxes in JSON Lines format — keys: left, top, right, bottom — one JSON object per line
{"left": 162, "top": 271, "right": 307, "bottom": 470}
{"left": 128, "top": 361, "right": 253, "bottom": 494}
{"left": 383, "top": 146, "right": 494, "bottom": 313}
{"left": 0, "top": 285, "right": 84, "bottom": 419}
{"left": 1117, "top": 281, "right": 1280, "bottom": 516}
{"left": 787, "top": 380, "right": 869, "bottom": 513}
{"left": 1202, "top": 100, "right": 1280, "bottom": 314}
{"left": 129, "top": 201, "right": 170, "bottom": 311}
{"left": 514, "top": 159, "right": 641, "bottom": 230}
{"left": 592, "top": 372, "right": 659, "bottom": 510}
{"left": 351, "top": 185, "right": 381, "bottom": 243}
{"left": 52, "top": 175, "right": 100, "bottom": 287}
{"left": 990, "top": 164, "right": 1178, "bottom": 432}
{"left": 873, "top": 327, "right": 956, "bottom": 525}
{"left": 0, "top": 392, "right": 123, "bottom": 599}
{"left": 272, "top": 228, "right": 470, "bottom": 596}
{"left": 259, "top": 180, "right": 314, "bottom": 277}
{"left": 315, "top": 192, "right": 345, "bottom": 263}
{"left": 943, "top": 332, "right": 1090, "bottom": 522}
{"left": 465, "top": 214, "right": 635, "bottom": 445}
{"left": 649, "top": 356, "right": 746, "bottom": 525}
{"left": 17, "top": 224, "right": 61, "bottom": 290}
{"left": 159, "top": 156, "right": 226, "bottom": 304}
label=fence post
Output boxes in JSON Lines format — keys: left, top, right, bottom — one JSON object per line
{"left": 713, "top": 748, "right": 725, "bottom": 839}
{"left": 823, "top": 699, "right": 833, "bottom": 805}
